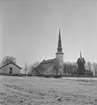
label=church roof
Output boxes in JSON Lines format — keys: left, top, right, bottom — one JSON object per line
{"left": 36, "top": 58, "right": 56, "bottom": 74}
{"left": 41, "top": 58, "right": 55, "bottom": 64}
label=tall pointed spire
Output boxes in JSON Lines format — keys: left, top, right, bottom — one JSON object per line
{"left": 56, "top": 29, "right": 64, "bottom": 75}
{"left": 57, "top": 29, "right": 62, "bottom": 52}
{"left": 80, "top": 50, "right": 82, "bottom": 58}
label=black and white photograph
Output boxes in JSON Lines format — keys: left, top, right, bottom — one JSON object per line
{"left": 0, "top": 0, "right": 97, "bottom": 105}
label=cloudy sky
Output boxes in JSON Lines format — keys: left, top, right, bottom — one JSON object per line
{"left": 0, "top": 0, "right": 97, "bottom": 67}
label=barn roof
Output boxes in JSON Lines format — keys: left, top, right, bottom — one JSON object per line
{"left": 0, "top": 62, "right": 22, "bottom": 69}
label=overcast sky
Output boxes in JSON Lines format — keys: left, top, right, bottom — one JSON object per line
{"left": 0, "top": 0, "right": 97, "bottom": 67}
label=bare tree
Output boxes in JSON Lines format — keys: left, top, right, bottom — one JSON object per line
{"left": 21, "top": 63, "right": 28, "bottom": 74}
{"left": 87, "top": 61, "right": 91, "bottom": 71}
{"left": 84, "top": 61, "right": 93, "bottom": 75}
{"left": 27, "top": 61, "right": 40, "bottom": 75}
{"left": 1, "top": 56, "right": 16, "bottom": 66}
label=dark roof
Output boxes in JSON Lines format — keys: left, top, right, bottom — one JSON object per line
{"left": 77, "top": 57, "right": 86, "bottom": 64}
{"left": 37, "top": 58, "right": 56, "bottom": 73}
{"left": 41, "top": 58, "right": 56, "bottom": 64}
{"left": 0, "top": 62, "right": 22, "bottom": 69}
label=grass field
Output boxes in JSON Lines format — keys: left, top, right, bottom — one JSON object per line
{"left": 0, "top": 76, "right": 97, "bottom": 105}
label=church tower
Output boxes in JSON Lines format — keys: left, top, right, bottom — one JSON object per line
{"left": 56, "top": 29, "right": 64, "bottom": 75}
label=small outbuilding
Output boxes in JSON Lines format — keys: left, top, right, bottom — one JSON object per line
{"left": 0, "top": 62, "right": 22, "bottom": 74}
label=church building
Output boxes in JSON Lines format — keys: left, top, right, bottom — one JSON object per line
{"left": 36, "top": 30, "right": 90, "bottom": 76}
{"left": 36, "top": 30, "right": 64, "bottom": 75}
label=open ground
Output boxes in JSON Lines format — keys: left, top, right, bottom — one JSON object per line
{"left": 0, "top": 76, "right": 97, "bottom": 105}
